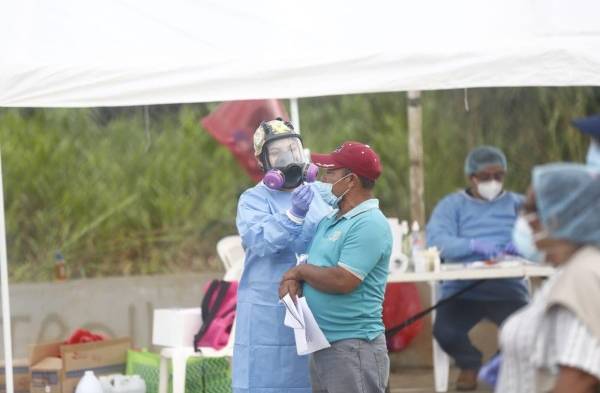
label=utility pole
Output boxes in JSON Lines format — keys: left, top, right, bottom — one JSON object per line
{"left": 407, "top": 91, "right": 426, "bottom": 227}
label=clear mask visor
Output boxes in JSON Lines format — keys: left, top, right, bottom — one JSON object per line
{"left": 266, "top": 137, "right": 306, "bottom": 168}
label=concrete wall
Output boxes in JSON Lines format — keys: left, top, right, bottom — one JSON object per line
{"left": 1, "top": 275, "right": 504, "bottom": 367}
{"left": 0, "top": 273, "right": 221, "bottom": 358}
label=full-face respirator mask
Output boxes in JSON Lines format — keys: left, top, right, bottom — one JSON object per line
{"left": 254, "top": 119, "right": 318, "bottom": 189}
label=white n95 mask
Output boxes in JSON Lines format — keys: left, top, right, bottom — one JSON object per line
{"left": 586, "top": 139, "right": 600, "bottom": 168}
{"left": 512, "top": 215, "right": 545, "bottom": 263}
{"left": 477, "top": 180, "right": 503, "bottom": 201}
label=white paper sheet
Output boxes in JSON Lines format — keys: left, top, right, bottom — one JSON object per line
{"left": 282, "top": 294, "right": 303, "bottom": 329}
{"left": 282, "top": 294, "right": 330, "bottom": 355}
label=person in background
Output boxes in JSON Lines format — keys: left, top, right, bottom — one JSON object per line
{"left": 233, "top": 119, "right": 331, "bottom": 393}
{"left": 426, "top": 145, "right": 529, "bottom": 391}
{"left": 572, "top": 114, "right": 600, "bottom": 168}
{"left": 498, "top": 163, "right": 600, "bottom": 393}
{"left": 279, "top": 141, "right": 392, "bottom": 393}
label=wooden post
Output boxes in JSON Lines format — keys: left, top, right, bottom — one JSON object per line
{"left": 407, "top": 91, "right": 426, "bottom": 227}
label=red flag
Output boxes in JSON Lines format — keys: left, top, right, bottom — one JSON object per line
{"left": 201, "top": 100, "right": 288, "bottom": 181}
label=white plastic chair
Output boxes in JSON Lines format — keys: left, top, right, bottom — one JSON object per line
{"left": 387, "top": 218, "right": 410, "bottom": 272}
{"left": 217, "top": 235, "right": 245, "bottom": 281}
{"left": 430, "top": 283, "right": 450, "bottom": 392}
{"left": 157, "top": 320, "right": 236, "bottom": 393}
{"left": 156, "top": 236, "right": 242, "bottom": 393}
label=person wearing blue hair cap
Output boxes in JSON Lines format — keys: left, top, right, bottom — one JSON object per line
{"left": 572, "top": 114, "right": 600, "bottom": 168}
{"left": 498, "top": 163, "right": 600, "bottom": 392}
{"left": 426, "top": 145, "right": 529, "bottom": 391}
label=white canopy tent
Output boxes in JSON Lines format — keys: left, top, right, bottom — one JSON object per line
{"left": 1, "top": 0, "right": 600, "bottom": 392}
{"left": 2, "top": 0, "right": 600, "bottom": 107}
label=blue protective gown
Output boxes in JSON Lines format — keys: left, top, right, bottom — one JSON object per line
{"left": 233, "top": 182, "right": 331, "bottom": 393}
{"left": 426, "top": 190, "right": 529, "bottom": 302}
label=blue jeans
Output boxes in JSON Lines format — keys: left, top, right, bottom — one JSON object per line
{"left": 433, "top": 298, "right": 527, "bottom": 370}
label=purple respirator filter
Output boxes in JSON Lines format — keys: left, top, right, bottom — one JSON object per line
{"left": 263, "top": 169, "right": 285, "bottom": 190}
{"left": 263, "top": 163, "right": 318, "bottom": 190}
{"left": 304, "top": 163, "right": 318, "bottom": 183}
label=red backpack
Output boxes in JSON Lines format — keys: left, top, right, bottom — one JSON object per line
{"left": 383, "top": 283, "right": 424, "bottom": 352}
{"left": 194, "top": 280, "right": 238, "bottom": 351}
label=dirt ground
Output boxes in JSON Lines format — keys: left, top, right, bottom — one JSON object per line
{"left": 389, "top": 368, "right": 493, "bottom": 393}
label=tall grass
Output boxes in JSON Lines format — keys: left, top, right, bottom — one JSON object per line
{"left": 0, "top": 106, "right": 252, "bottom": 281}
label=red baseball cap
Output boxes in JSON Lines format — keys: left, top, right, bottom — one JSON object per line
{"left": 311, "top": 141, "right": 382, "bottom": 181}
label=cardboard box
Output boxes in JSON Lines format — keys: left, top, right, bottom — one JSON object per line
{"left": 30, "top": 357, "right": 61, "bottom": 393}
{"left": 29, "top": 338, "right": 131, "bottom": 393}
{"left": 152, "top": 308, "right": 201, "bottom": 347}
{"left": 0, "top": 359, "right": 30, "bottom": 393}
{"left": 30, "top": 342, "right": 62, "bottom": 393}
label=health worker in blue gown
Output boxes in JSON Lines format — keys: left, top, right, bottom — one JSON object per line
{"left": 233, "top": 118, "right": 332, "bottom": 393}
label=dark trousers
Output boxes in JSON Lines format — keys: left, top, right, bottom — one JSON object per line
{"left": 432, "top": 298, "right": 527, "bottom": 370}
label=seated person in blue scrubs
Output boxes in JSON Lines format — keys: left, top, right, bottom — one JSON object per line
{"left": 426, "top": 145, "right": 529, "bottom": 391}
{"left": 279, "top": 141, "right": 392, "bottom": 393}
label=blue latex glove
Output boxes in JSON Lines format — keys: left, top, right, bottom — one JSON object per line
{"left": 469, "top": 238, "right": 500, "bottom": 259}
{"left": 289, "top": 185, "right": 314, "bottom": 220}
{"left": 478, "top": 353, "right": 502, "bottom": 388}
{"left": 502, "top": 241, "right": 520, "bottom": 256}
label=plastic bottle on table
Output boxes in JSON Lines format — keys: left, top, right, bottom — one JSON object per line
{"left": 400, "top": 220, "right": 410, "bottom": 256}
{"left": 411, "top": 221, "right": 426, "bottom": 272}
{"left": 75, "top": 371, "right": 103, "bottom": 393}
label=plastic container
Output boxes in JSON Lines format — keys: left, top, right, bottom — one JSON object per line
{"left": 75, "top": 371, "right": 103, "bottom": 393}
{"left": 54, "top": 251, "right": 67, "bottom": 281}
{"left": 410, "top": 221, "right": 425, "bottom": 249}
{"left": 410, "top": 221, "right": 426, "bottom": 272}
{"left": 400, "top": 220, "right": 410, "bottom": 256}
{"left": 99, "top": 374, "right": 146, "bottom": 393}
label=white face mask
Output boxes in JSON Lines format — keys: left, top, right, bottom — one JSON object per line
{"left": 512, "top": 215, "right": 545, "bottom": 263}
{"left": 477, "top": 180, "right": 503, "bottom": 201}
{"left": 586, "top": 139, "right": 600, "bottom": 168}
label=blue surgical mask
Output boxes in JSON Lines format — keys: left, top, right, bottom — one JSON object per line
{"left": 331, "top": 174, "right": 352, "bottom": 208}
{"left": 313, "top": 181, "right": 337, "bottom": 207}
{"left": 586, "top": 139, "right": 600, "bottom": 168}
{"left": 512, "top": 215, "right": 545, "bottom": 263}
{"left": 313, "top": 175, "right": 352, "bottom": 208}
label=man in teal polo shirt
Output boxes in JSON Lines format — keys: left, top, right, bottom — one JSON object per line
{"left": 279, "top": 141, "right": 392, "bottom": 393}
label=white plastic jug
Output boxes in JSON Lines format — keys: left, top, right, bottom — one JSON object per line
{"left": 99, "top": 374, "right": 146, "bottom": 393}
{"left": 75, "top": 371, "right": 103, "bottom": 393}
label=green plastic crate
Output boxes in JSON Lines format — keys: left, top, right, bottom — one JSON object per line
{"left": 126, "top": 350, "right": 231, "bottom": 393}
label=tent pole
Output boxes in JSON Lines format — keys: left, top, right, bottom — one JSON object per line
{"left": 407, "top": 91, "right": 425, "bottom": 227}
{"left": 0, "top": 149, "right": 14, "bottom": 393}
{"left": 290, "top": 98, "right": 301, "bottom": 134}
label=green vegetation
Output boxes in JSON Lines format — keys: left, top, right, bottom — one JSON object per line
{"left": 0, "top": 87, "right": 598, "bottom": 281}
